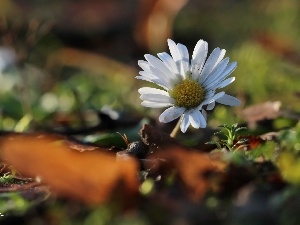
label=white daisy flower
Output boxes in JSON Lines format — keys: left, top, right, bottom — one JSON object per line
{"left": 136, "top": 39, "right": 241, "bottom": 133}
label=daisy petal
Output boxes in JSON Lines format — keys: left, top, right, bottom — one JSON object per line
{"left": 157, "top": 52, "right": 179, "bottom": 74}
{"left": 221, "top": 62, "right": 237, "bottom": 78}
{"left": 199, "top": 91, "right": 225, "bottom": 109}
{"left": 138, "top": 71, "right": 156, "bottom": 80}
{"left": 202, "top": 58, "right": 229, "bottom": 87}
{"left": 198, "top": 98, "right": 215, "bottom": 109}
{"left": 138, "top": 72, "right": 169, "bottom": 90}
{"left": 206, "top": 101, "right": 215, "bottom": 110}
{"left": 192, "top": 40, "right": 208, "bottom": 64}
{"left": 204, "top": 62, "right": 237, "bottom": 90}
{"left": 167, "top": 39, "right": 186, "bottom": 78}
{"left": 191, "top": 40, "right": 208, "bottom": 80}
{"left": 216, "top": 94, "right": 241, "bottom": 106}
{"left": 138, "top": 87, "right": 168, "bottom": 95}
{"left": 159, "top": 106, "right": 185, "bottom": 123}
{"left": 189, "top": 110, "right": 201, "bottom": 129}
{"left": 216, "top": 77, "right": 235, "bottom": 89}
{"left": 141, "top": 94, "right": 175, "bottom": 104}
{"left": 144, "top": 54, "right": 175, "bottom": 81}
{"left": 189, "top": 110, "right": 206, "bottom": 128}
{"left": 177, "top": 43, "right": 190, "bottom": 75}
{"left": 149, "top": 67, "right": 173, "bottom": 89}
{"left": 135, "top": 76, "right": 151, "bottom": 82}
{"left": 198, "top": 111, "right": 207, "bottom": 128}
{"left": 201, "top": 109, "right": 207, "bottom": 120}
{"left": 138, "top": 60, "right": 152, "bottom": 73}
{"left": 167, "top": 39, "right": 181, "bottom": 63}
{"left": 141, "top": 101, "right": 173, "bottom": 108}
{"left": 200, "top": 48, "right": 226, "bottom": 83}
{"left": 180, "top": 113, "right": 190, "bottom": 133}
{"left": 204, "top": 90, "right": 215, "bottom": 99}
{"left": 212, "top": 91, "right": 225, "bottom": 100}
{"left": 205, "top": 61, "right": 237, "bottom": 87}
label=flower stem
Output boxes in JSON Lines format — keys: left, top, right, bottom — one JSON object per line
{"left": 170, "top": 117, "right": 182, "bottom": 138}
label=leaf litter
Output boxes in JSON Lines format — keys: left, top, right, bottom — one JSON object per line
{"left": 0, "top": 118, "right": 299, "bottom": 224}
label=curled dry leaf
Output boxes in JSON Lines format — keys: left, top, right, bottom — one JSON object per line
{"left": 241, "top": 101, "right": 282, "bottom": 129}
{"left": 146, "top": 147, "right": 226, "bottom": 201}
{"left": 0, "top": 135, "right": 139, "bottom": 205}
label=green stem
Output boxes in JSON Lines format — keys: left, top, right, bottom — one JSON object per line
{"left": 170, "top": 116, "right": 182, "bottom": 138}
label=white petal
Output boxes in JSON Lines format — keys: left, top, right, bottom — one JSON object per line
{"left": 197, "top": 98, "right": 214, "bottom": 109}
{"left": 144, "top": 54, "right": 175, "bottom": 81}
{"left": 138, "top": 60, "right": 152, "bottom": 73}
{"left": 221, "top": 62, "right": 237, "bottom": 78}
{"left": 149, "top": 67, "right": 173, "bottom": 89}
{"left": 138, "top": 76, "right": 169, "bottom": 90}
{"left": 180, "top": 113, "right": 190, "bottom": 133}
{"left": 206, "top": 101, "right": 215, "bottom": 110}
{"left": 192, "top": 40, "right": 208, "bottom": 63}
{"left": 201, "top": 109, "right": 207, "bottom": 120}
{"left": 141, "top": 101, "right": 173, "bottom": 108}
{"left": 203, "top": 61, "right": 237, "bottom": 90}
{"left": 216, "top": 94, "right": 241, "bottom": 106}
{"left": 216, "top": 77, "right": 235, "bottom": 89}
{"left": 138, "top": 71, "right": 157, "bottom": 80}
{"left": 157, "top": 52, "right": 179, "bottom": 74}
{"left": 138, "top": 87, "right": 168, "bottom": 95}
{"left": 167, "top": 39, "right": 181, "bottom": 63}
{"left": 191, "top": 40, "right": 208, "bottom": 80}
{"left": 189, "top": 110, "right": 206, "bottom": 128}
{"left": 202, "top": 58, "right": 229, "bottom": 87}
{"left": 136, "top": 77, "right": 168, "bottom": 90}
{"left": 177, "top": 43, "right": 190, "bottom": 75}
{"left": 135, "top": 76, "right": 152, "bottom": 82}
{"left": 141, "top": 94, "right": 174, "bottom": 104}
{"left": 212, "top": 91, "right": 225, "bottom": 100}
{"left": 199, "top": 92, "right": 225, "bottom": 109}
{"left": 198, "top": 111, "right": 207, "bottom": 128}
{"left": 167, "top": 39, "right": 187, "bottom": 79}
{"left": 200, "top": 48, "right": 226, "bottom": 83}
{"left": 159, "top": 106, "right": 185, "bottom": 123}
{"left": 204, "top": 90, "right": 215, "bottom": 99}
{"left": 204, "top": 62, "right": 236, "bottom": 87}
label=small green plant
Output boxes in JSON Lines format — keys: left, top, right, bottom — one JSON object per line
{"left": 207, "top": 123, "right": 248, "bottom": 152}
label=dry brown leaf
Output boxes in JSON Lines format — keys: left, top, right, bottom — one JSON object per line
{"left": 134, "top": 0, "right": 188, "bottom": 51}
{"left": 0, "top": 135, "right": 139, "bottom": 205}
{"left": 146, "top": 147, "right": 225, "bottom": 201}
{"left": 241, "top": 101, "right": 282, "bottom": 129}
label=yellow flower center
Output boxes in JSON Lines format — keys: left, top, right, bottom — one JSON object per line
{"left": 169, "top": 79, "right": 205, "bottom": 109}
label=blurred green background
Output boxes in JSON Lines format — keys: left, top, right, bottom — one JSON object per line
{"left": 0, "top": 0, "right": 299, "bottom": 135}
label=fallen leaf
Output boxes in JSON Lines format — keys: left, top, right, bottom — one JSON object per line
{"left": 146, "top": 147, "right": 225, "bottom": 201}
{"left": 0, "top": 135, "right": 139, "bottom": 205}
{"left": 241, "top": 101, "right": 282, "bottom": 129}
{"left": 134, "top": 0, "right": 188, "bottom": 51}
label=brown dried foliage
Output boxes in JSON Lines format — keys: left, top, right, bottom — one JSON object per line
{"left": 0, "top": 135, "right": 139, "bottom": 205}
{"left": 146, "top": 147, "right": 226, "bottom": 201}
